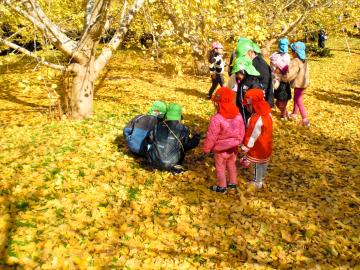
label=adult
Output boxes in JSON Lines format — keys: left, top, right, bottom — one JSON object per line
{"left": 123, "top": 101, "right": 167, "bottom": 156}
{"left": 281, "top": 42, "right": 310, "bottom": 126}
{"left": 146, "top": 103, "right": 200, "bottom": 174}
{"left": 236, "top": 38, "right": 274, "bottom": 108}
{"left": 318, "top": 29, "right": 327, "bottom": 49}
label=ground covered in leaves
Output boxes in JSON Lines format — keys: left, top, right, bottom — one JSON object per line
{"left": 0, "top": 39, "right": 359, "bottom": 269}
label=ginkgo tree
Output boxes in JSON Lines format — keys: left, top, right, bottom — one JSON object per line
{"left": 0, "top": 0, "right": 145, "bottom": 119}
{"left": 146, "top": 0, "right": 355, "bottom": 74}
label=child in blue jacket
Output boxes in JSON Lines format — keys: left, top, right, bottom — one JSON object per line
{"left": 123, "top": 101, "right": 167, "bottom": 156}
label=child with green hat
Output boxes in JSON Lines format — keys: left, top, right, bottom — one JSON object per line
{"left": 123, "top": 101, "right": 167, "bottom": 156}
{"left": 227, "top": 56, "right": 261, "bottom": 124}
{"left": 147, "top": 103, "right": 200, "bottom": 174}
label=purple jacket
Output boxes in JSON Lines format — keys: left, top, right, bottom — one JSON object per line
{"left": 203, "top": 113, "right": 245, "bottom": 153}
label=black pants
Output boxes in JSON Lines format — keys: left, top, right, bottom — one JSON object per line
{"left": 208, "top": 74, "right": 224, "bottom": 97}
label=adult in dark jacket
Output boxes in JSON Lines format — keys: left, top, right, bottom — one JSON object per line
{"left": 236, "top": 38, "right": 274, "bottom": 108}
{"left": 147, "top": 103, "right": 200, "bottom": 174}
{"left": 123, "top": 101, "right": 167, "bottom": 156}
{"left": 318, "top": 29, "right": 327, "bottom": 49}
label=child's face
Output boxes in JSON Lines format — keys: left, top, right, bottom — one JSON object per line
{"left": 235, "top": 72, "right": 245, "bottom": 81}
{"left": 245, "top": 104, "right": 254, "bottom": 114}
{"left": 215, "top": 48, "right": 223, "bottom": 54}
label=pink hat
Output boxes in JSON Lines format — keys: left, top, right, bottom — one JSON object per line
{"left": 211, "top": 41, "right": 223, "bottom": 50}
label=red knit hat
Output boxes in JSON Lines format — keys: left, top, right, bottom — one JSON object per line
{"left": 212, "top": 87, "right": 239, "bottom": 119}
{"left": 243, "top": 89, "right": 271, "bottom": 115}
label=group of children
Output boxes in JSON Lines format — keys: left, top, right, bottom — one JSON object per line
{"left": 123, "top": 36, "right": 310, "bottom": 193}
{"left": 208, "top": 37, "right": 310, "bottom": 126}
{"left": 123, "top": 101, "right": 200, "bottom": 174}
{"left": 201, "top": 37, "right": 309, "bottom": 192}
{"left": 123, "top": 87, "right": 271, "bottom": 192}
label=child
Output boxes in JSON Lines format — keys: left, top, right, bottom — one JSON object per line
{"left": 147, "top": 103, "right": 200, "bottom": 174}
{"left": 227, "top": 56, "right": 261, "bottom": 124}
{"left": 123, "top": 101, "right": 167, "bottom": 156}
{"left": 207, "top": 41, "right": 225, "bottom": 99}
{"left": 203, "top": 87, "right": 245, "bottom": 193}
{"left": 270, "top": 38, "right": 292, "bottom": 120}
{"left": 241, "top": 89, "right": 273, "bottom": 189}
{"left": 281, "top": 41, "right": 310, "bottom": 126}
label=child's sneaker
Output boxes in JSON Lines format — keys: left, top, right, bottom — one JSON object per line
{"left": 247, "top": 181, "right": 264, "bottom": 189}
{"left": 289, "top": 114, "right": 298, "bottom": 121}
{"left": 209, "top": 185, "right": 227, "bottom": 193}
{"left": 170, "top": 165, "right": 184, "bottom": 175}
{"left": 227, "top": 183, "right": 237, "bottom": 189}
{"left": 301, "top": 119, "right": 310, "bottom": 127}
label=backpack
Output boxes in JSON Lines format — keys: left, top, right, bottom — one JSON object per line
{"left": 123, "top": 115, "right": 157, "bottom": 156}
{"left": 147, "top": 122, "right": 184, "bottom": 169}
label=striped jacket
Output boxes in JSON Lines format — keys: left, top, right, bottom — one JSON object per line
{"left": 209, "top": 54, "right": 225, "bottom": 74}
{"left": 241, "top": 113, "right": 273, "bottom": 163}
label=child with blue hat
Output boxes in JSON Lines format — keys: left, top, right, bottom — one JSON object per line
{"left": 270, "top": 38, "right": 292, "bottom": 120}
{"left": 281, "top": 41, "right": 310, "bottom": 126}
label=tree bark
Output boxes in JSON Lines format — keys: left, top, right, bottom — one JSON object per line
{"left": 63, "top": 62, "right": 95, "bottom": 119}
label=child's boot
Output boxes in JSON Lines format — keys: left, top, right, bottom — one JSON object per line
{"left": 247, "top": 181, "right": 263, "bottom": 189}
{"left": 209, "top": 185, "right": 227, "bottom": 193}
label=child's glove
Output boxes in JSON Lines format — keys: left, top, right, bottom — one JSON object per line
{"left": 193, "top": 132, "right": 202, "bottom": 140}
{"left": 239, "top": 156, "right": 251, "bottom": 168}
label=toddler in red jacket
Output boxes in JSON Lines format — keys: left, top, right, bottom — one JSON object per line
{"left": 203, "top": 87, "right": 245, "bottom": 193}
{"left": 241, "top": 89, "right": 273, "bottom": 189}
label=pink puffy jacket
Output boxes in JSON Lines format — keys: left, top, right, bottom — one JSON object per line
{"left": 203, "top": 113, "right": 245, "bottom": 153}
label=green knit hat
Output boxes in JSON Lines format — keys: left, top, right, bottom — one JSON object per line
{"left": 148, "top": 101, "right": 167, "bottom": 117}
{"left": 166, "top": 103, "right": 182, "bottom": 121}
{"left": 236, "top": 37, "right": 261, "bottom": 57}
{"left": 232, "top": 56, "right": 260, "bottom": 76}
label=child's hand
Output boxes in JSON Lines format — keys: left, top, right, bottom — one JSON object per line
{"left": 193, "top": 132, "right": 202, "bottom": 139}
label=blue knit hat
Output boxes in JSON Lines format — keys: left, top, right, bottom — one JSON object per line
{"left": 278, "top": 38, "right": 289, "bottom": 53}
{"left": 291, "top": 41, "right": 306, "bottom": 60}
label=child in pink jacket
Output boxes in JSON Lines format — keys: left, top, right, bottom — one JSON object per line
{"left": 203, "top": 87, "right": 245, "bottom": 193}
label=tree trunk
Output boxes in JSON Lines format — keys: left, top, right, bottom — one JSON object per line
{"left": 58, "top": 62, "right": 96, "bottom": 119}
{"left": 71, "top": 62, "right": 95, "bottom": 119}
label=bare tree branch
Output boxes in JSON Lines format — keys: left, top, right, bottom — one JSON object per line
{"left": 3, "top": 0, "right": 86, "bottom": 63}
{"left": 85, "top": 0, "right": 96, "bottom": 27}
{"left": 0, "top": 37, "right": 66, "bottom": 71}
{"left": 94, "top": 0, "right": 145, "bottom": 76}
{"left": 277, "top": 12, "right": 308, "bottom": 38}
{"left": 25, "top": 0, "right": 79, "bottom": 53}
{"left": 159, "top": 0, "right": 204, "bottom": 59}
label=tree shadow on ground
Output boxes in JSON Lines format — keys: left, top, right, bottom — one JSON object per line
{"left": 311, "top": 87, "right": 360, "bottom": 108}
{"left": 330, "top": 48, "right": 360, "bottom": 56}
{"left": 174, "top": 87, "right": 207, "bottom": 99}
{"left": 0, "top": 60, "right": 49, "bottom": 109}
{"left": 0, "top": 88, "right": 48, "bottom": 109}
